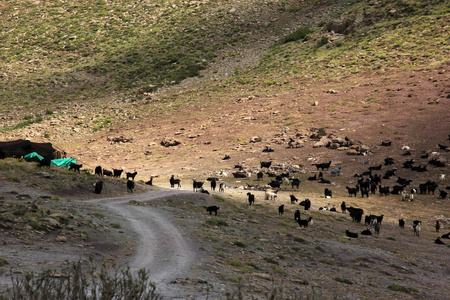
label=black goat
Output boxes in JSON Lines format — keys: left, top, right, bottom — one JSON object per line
{"left": 324, "top": 188, "right": 332, "bottom": 198}
{"left": 341, "top": 201, "right": 346, "bottom": 213}
{"left": 206, "top": 206, "right": 219, "bottom": 215}
{"left": 439, "top": 190, "right": 448, "bottom": 199}
{"left": 399, "top": 219, "right": 405, "bottom": 229}
{"left": 95, "top": 166, "right": 103, "bottom": 176}
{"left": 69, "top": 163, "right": 82, "bottom": 173}
{"left": 364, "top": 215, "right": 372, "bottom": 226}
{"left": 361, "top": 188, "right": 369, "bottom": 198}
{"left": 260, "top": 161, "right": 272, "bottom": 169}
{"left": 38, "top": 157, "right": 51, "bottom": 168}
{"left": 278, "top": 205, "right": 284, "bottom": 215}
{"left": 391, "top": 185, "right": 405, "bottom": 194}
{"left": 127, "top": 180, "right": 135, "bottom": 193}
{"left": 126, "top": 171, "right": 138, "bottom": 180}
{"left": 247, "top": 192, "right": 255, "bottom": 205}
{"left": 94, "top": 180, "right": 103, "bottom": 194}
{"left": 297, "top": 217, "right": 313, "bottom": 228}
{"left": 170, "top": 175, "right": 181, "bottom": 188}
{"left": 319, "top": 178, "right": 331, "bottom": 184}
{"left": 345, "top": 229, "right": 358, "bottom": 238}
{"left": 383, "top": 169, "right": 397, "bottom": 179}
{"left": 369, "top": 164, "right": 382, "bottom": 171}
{"left": 426, "top": 181, "right": 438, "bottom": 195}
{"left": 361, "top": 228, "right": 372, "bottom": 236}
{"left": 384, "top": 157, "right": 394, "bottom": 165}
{"left": 113, "top": 168, "right": 123, "bottom": 178}
{"left": 441, "top": 232, "right": 450, "bottom": 239}
{"left": 403, "top": 159, "right": 415, "bottom": 169}
{"left": 145, "top": 176, "right": 154, "bottom": 186}
{"left": 290, "top": 178, "right": 301, "bottom": 189}
{"left": 299, "top": 198, "right": 311, "bottom": 211}
{"left": 347, "top": 207, "right": 364, "bottom": 223}
{"left": 379, "top": 185, "right": 390, "bottom": 196}
{"left": 346, "top": 186, "right": 358, "bottom": 197}
{"left": 262, "top": 146, "right": 274, "bottom": 152}
{"left": 103, "top": 169, "right": 113, "bottom": 177}
{"left": 193, "top": 179, "right": 204, "bottom": 191}
{"left": 435, "top": 237, "right": 446, "bottom": 245}
{"left": 315, "top": 161, "right": 332, "bottom": 171}
{"left": 307, "top": 174, "right": 317, "bottom": 181}
{"left": 397, "top": 177, "right": 412, "bottom": 186}
{"left": 257, "top": 172, "right": 264, "bottom": 180}
{"left": 210, "top": 178, "right": 217, "bottom": 191}
{"left": 294, "top": 210, "right": 301, "bottom": 221}
{"left": 268, "top": 180, "right": 281, "bottom": 189}
{"left": 290, "top": 194, "right": 299, "bottom": 204}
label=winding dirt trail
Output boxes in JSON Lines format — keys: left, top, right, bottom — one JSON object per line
{"left": 89, "top": 189, "right": 204, "bottom": 298}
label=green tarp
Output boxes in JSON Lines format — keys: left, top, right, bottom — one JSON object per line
{"left": 50, "top": 158, "right": 77, "bottom": 168}
{"left": 24, "top": 152, "right": 44, "bottom": 162}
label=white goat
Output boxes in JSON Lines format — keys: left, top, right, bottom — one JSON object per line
{"left": 439, "top": 174, "right": 446, "bottom": 183}
{"left": 265, "top": 189, "right": 278, "bottom": 201}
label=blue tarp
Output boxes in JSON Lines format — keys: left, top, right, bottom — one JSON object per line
{"left": 50, "top": 158, "right": 77, "bottom": 168}
{"left": 24, "top": 152, "right": 44, "bottom": 162}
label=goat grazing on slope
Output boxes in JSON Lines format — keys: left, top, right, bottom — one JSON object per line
{"left": 113, "top": 168, "right": 123, "bottom": 178}
{"left": 170, "top": 175, "right": 182, "bottom": 188}
{"left": 413, "top": 220, "right": 421, "bottom": 236}
{"left": 95, "top": 166, "right": 103, "bottom": 176}
{"left": 127, "top": 180, "right": 135, "bottom": 193}
{"left": 299, "top": 198, "right": 311, "bottom": 210}
{"left": 247, "top": 192, "right": 255, "bottom": 205}
{"left": 290, "top": 194, "right": 299, "bottom": 204}
{"left": 206, "top": 206, "right": 220, "bottom": 215}
{"left": 278, "top": 205, "right": 284, "bottom": 215}
{"left": 265, "top": 189, "right": 278, "bottom": 200}
{"left": 297, "top": 217, "right": 313, "bottom": 228}
{"left": 69, "top": 163, "right": 82, "bottom": 173}
{"left": 94, "top": 180, "right": 103, "bottom": 194}
{"left": 193, "top": 179, "right": 204, "bottom": 192}
{"left": 126, "top": 171, "right": 138, "bottom": 180}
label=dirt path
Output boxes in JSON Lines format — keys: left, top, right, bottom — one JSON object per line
{"left": 88, "top": 189, "right": 206, "bottom": 298}
{"left": 0, "top": 188, "right": 214, "bottom": 299}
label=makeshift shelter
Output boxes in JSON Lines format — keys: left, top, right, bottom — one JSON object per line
{"left": 0, "top": 140, "right": 57, "bottom": 159}
{"left": 51, "top": 158, "right": 77, "bottom": 168}
{"left": 24, "top": 152, "right": 44, "bottom": 162}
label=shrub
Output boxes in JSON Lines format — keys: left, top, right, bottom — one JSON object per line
{"left": 388, "top": 284, "right": 418, "bottom": 293}
{"left": 316, "top": 36, "right": 329, "bottom": 47}
{"left": 334, "top": 277, "right": 353, "bottom": 284}
{"left": 275, "top": 27, "right": 313, "bottom": 45}
{"left": 233, "top": 241, "right": 246, "bottom": 248}
{"left": 0, "top": 260, "right": 162, "bottom": 300}
{"left": 111, "top": 222, "right": 121, "bottom": 229}
{"left": 205, "top": 219, "right": 228, "bottom": 227}
{"left": 0, "top": 257, "right": 9, "bottom": 267}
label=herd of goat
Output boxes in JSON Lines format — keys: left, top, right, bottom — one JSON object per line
{"left": 54, "top": 137, "right": 449, "bottom": 245}
{"left": 165, "top": 140, "right": 449, "bottom": 245}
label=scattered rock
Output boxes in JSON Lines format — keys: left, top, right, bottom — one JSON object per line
{"left": 161, "top": 138, "right": 181, "bottom": 147}
{"left": 249, "top": 136, "right": 262, "bottom": 143}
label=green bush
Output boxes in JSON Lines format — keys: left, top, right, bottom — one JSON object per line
{"left": 275, "top": 27, "right": 313, "bottom": 45}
